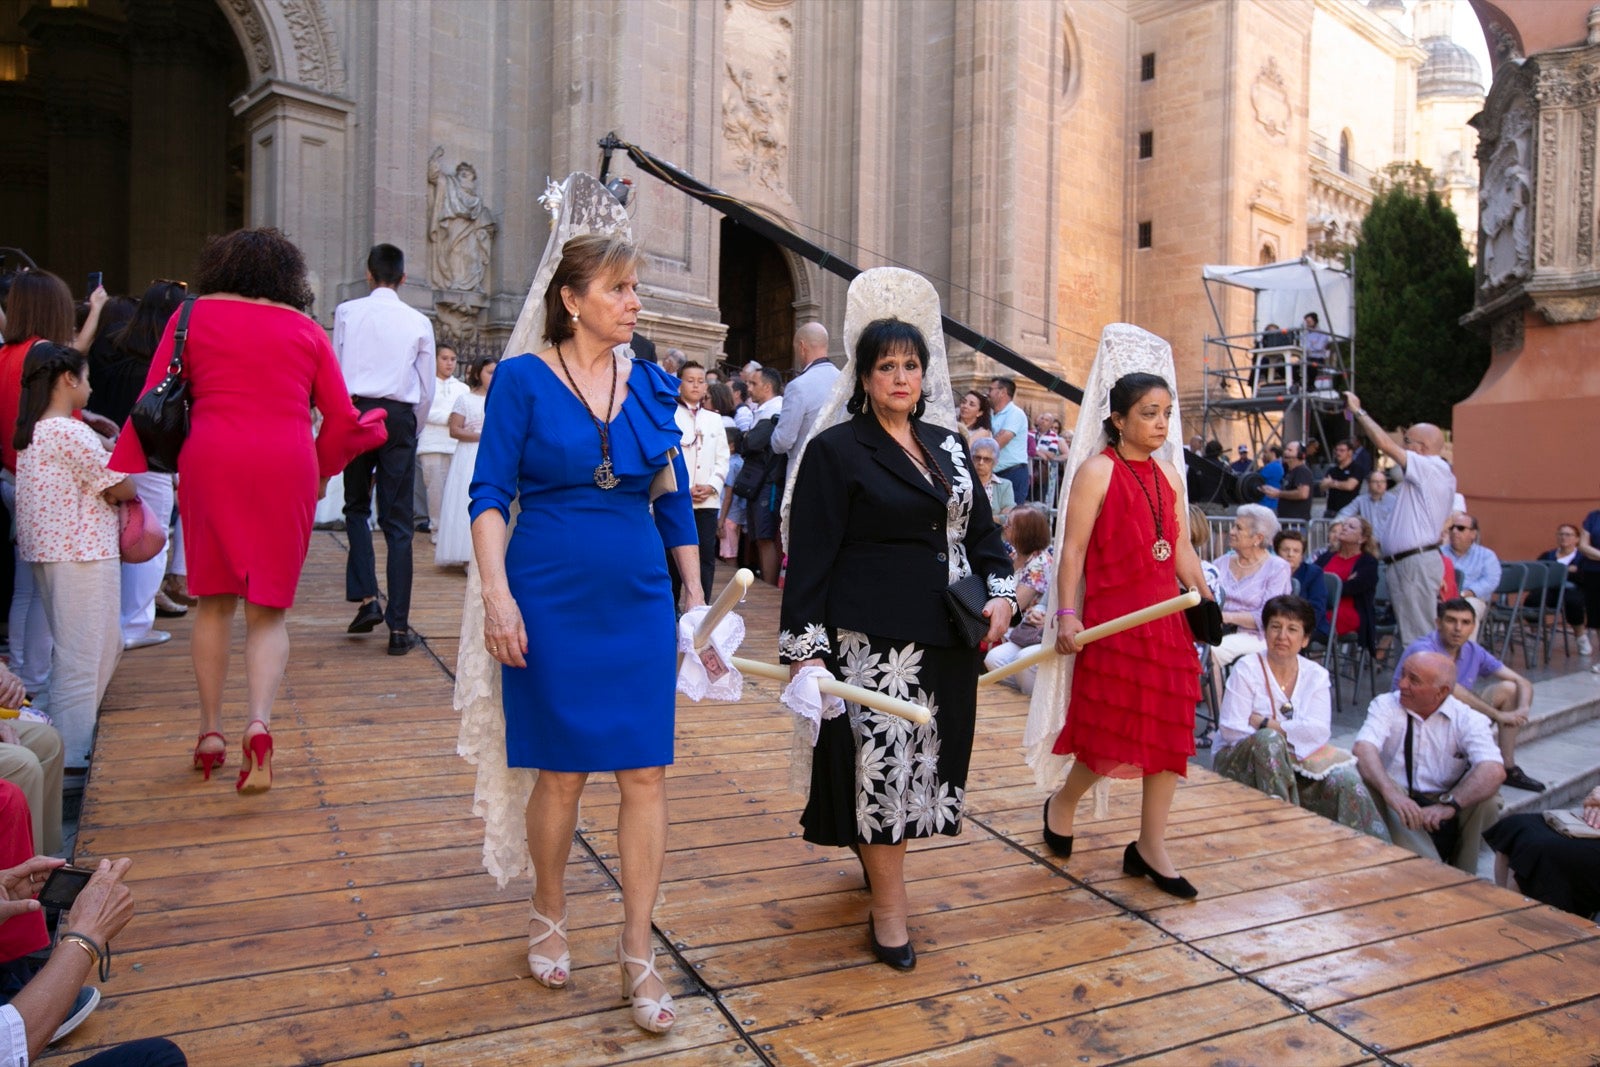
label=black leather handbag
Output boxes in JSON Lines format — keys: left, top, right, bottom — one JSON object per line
{"left": 944, "top": 572, "right": 991, "bottom": 647}
{"left": 129, "top": 296, "right": 197, "bottom": 474}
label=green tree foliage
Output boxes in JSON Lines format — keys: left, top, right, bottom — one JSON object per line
{"left": 1353, "top": 163, "right": 1487, "bottom": 429}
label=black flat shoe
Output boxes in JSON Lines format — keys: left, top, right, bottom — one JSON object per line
{"left": 867, "top": 916, "right": 915, "bottom": 971}
{"left": 387, "top": 630, "right": 416, "bottom": 656}
{"left": 1042, "top": 798, "right": 1074, "bottom": 859}
{"left": 348, "top": 600, "right": 384, "bottom": 634}
{"left": 1122, "top": 841, "right": 1197, "bottom": 899}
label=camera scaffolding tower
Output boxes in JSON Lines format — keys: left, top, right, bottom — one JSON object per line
{"left": 1198, "top": 258, "right": 1355, "bottom": 459}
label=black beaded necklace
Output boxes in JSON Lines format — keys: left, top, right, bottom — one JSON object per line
{"left": 1112, "top": 446, "right": 1172, "bottom": 561}
{"left": 555, "top": 342, "right": 620, "bottom": 489}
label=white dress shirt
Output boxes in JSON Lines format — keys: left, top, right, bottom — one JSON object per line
{"left": 752, "top": 395, "right": 783, "bottom": 423}
{"left": 1218, "top": 653, "right": 1334, "bottom": 759}
{"left": 418, "top": 375, "right": 470, "bottom": 455}
{"left": 1355, "top": 690, "right": 1502, "bottom": 794}
{"left": 332, "top": 287, "right": 437, "bottom": 424}
{"left": 1, "top": 1002, "right": 26, "bottom": 1067}
{"left": 675, "top": 403, "right": 730, "bottom": 508}
{"left": 1380, "top": 451, "right": 1455, "bottom": 556}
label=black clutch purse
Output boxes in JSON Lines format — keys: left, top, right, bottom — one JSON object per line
{"left": 1186, "top": 597, "right": 1224, "bottom": 646}
{"left": 129, "top": 296, "right": 197, "bottom": 474}
{"left": 945, "top": 572, "right": 991, "bottom": 647}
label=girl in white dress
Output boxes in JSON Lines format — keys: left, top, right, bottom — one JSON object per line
{"left": 434, "top": 357, "right": 495, "bottom": 566}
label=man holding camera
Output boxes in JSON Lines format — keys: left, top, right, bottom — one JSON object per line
{"left": 1354, "top": 650, "right": 1506, "bottom": 872}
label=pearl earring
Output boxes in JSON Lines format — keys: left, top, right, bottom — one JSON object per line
{"left": 572, "top": 312, "right": 580, "bottom": 323}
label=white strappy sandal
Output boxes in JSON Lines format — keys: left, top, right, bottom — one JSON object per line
{"left": 527, "top": 905, "right": 570, "bottom": 988}
{"left": 617, "top": 939, "right": 676, "bottom": 1034}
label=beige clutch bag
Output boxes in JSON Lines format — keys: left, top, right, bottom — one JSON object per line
{"left": 1543, "top": 809, "right": 1600, "bottom": 839}
{"left": 649, "top": 448, "right": 679, "bottom": 502}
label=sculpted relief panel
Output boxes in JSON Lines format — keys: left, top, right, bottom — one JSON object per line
{"left": 1479, "top": 97, "right": 1533, "bottom": 291}
{"left": 722, "top": 0, "right": 793, "bottom": 204}
{"left": 1250, "top": 57, "right": 1291, "bottom": 144}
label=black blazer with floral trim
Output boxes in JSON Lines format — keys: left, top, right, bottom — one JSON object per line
{"left": 778, "top": 413, "right": 1016, "bottom": 660}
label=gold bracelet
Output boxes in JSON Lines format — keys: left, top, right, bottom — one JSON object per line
{"left": 60, "top": 934, "right": 98, "bottom": 967}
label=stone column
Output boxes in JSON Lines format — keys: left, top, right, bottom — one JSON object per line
{"left": 1457, "top": 39, "right": 1600, "bottom": 555}
{"left": 126, "top": 0, "right": 234, "bottom": 287}
{"left": 234, "top": 81, "right": 352, "bottom": 319}
{"left": 19, "top": 6, "right": 128, "bottom": 294}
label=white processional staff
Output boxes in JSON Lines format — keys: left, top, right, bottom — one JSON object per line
{"left": 695, "top": 568, "right": 753, "bottom": 650}
{"left": 980, "top": 588, "right": 1202, "bottom": 686}
{"left": 730, "top": 657, "right": 932, "bottom": 725}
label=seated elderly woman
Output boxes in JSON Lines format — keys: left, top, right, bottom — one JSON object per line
{"left": 1214, "top": 596, "right": 1390, "bottom": 840}
{"left": 1211, "top": 504, "right": 1294, "bottom": 671}
{"left": 983, "top": 505, "right": 1053, "bottom": 693}
{"left": 969, "top": 435, "right": 1015, "bottom": 523}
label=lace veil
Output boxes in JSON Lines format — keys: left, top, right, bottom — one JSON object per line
{"left": 776, "top": 267, "right": 958, "bottom": 792}
{"left": 778, "top": 267, "right": 958, "bottom": 547}
{"left": 1020, "top": 323, "right": 1188, "bottom": 797}
{"left": 455, "top": 174, "right": 633, "bottom": 887}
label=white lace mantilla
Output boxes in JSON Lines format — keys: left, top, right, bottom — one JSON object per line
{"left": 455, "top": 172, "right": 633, "bottom": 888}
{"left": 780, "top": 268, "right": 959, "bottom": 548}
{"left": 1021, "top": 323, "right": 1187, "bottom": 815}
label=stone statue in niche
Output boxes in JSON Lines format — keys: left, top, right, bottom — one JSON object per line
{"left": 721, "top": 0, "right": 792, "bottom": 202}
{"left": 427, "top": 146, "right": 496, "bottom": 295}
{"left": 1479, "top": 102, "right": 1533, "bottom": 291}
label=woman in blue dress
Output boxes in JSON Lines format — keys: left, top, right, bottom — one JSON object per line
{"left": 469, "top": 235, "right": 702, "bottom": 1034}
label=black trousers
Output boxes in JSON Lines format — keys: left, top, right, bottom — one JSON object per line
{"left": 669, "top": 508, "right": 719, "bottom": 607}
{"left": 77, "top": 1038, "right": 188, "bottom": 1066}
{"left": 344, "top": 398, "right": 418, "bottom": 632}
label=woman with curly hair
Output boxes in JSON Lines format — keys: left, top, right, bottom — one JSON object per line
{"left": 109, "top": 228, "right": 387, "bottom": 793}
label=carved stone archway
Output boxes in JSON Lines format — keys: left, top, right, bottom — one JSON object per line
{"left": 215, "top": 0, "right": 352, "bottom": 317}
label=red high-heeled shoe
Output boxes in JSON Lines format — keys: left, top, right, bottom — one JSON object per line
{"left": 192, "top": 732, "right": 227, "bottom": 781}
{"left": 236, "top": 726, "right": 273, "bottom": 794}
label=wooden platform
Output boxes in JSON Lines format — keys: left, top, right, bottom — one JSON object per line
{"left": 47, "top": 534, "right": 1600, "bottom": 1065}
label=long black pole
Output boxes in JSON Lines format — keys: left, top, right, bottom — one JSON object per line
{"left": 602, "top": 134, "right": 1083, "bottom": 404}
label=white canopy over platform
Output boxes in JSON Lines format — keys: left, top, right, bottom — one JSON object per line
{"left": 1202, "top": 258, "right": 1354, "bottom": 338}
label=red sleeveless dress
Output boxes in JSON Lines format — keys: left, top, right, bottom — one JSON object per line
{"left": 1052, "top": 448, "right": 1200, "bottom": 777}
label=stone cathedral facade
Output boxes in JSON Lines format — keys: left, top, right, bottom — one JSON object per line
{"left": 0, "top": 0, "right": 1482, "bottom": 421}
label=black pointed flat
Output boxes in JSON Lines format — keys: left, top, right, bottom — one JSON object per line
{"left": 867, "top": 916, "right": 916, "bottom": 971}
{"left": 1042, "top": 798, "right": 1074, "bottom": 859}
{"left": 1122, "top": 841, "right": 1197, "bottom": 899}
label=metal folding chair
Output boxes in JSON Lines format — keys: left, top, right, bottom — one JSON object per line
{"left": 1483, "top": 562, "right": 1529, "bottom": 664}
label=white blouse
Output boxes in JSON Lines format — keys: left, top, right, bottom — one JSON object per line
{"left": 1217, "top": 652, "right": 1333, "bottom": 760}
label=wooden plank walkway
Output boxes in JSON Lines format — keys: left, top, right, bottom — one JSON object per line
{"left": 44, "top": 533, "right": 1600, "bottom": 1065}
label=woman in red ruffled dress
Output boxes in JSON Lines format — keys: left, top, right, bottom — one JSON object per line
{"left": 1041, "top": 373, "right": 1208, "bottom": 898}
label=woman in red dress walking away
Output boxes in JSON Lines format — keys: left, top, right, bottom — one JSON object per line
{"left": 1040, "top": 372, "right": 1209, "bottom": 897}
{"left": 110, "top": 229, "right": 387, "bottom": 793}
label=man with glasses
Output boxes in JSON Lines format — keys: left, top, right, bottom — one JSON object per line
{"left": 1442, "top": 512, "right": 1502, "bottom": 641}
{"left": 1335, "top": 468, "right": 1397, "bottom": 529}
{"left": 1343, "top": 392, "right": 1456, "bottom": 645}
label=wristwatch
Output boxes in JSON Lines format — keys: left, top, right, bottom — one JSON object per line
{"left": 1438, "top": 792, "right": 1462, "bottom": 815}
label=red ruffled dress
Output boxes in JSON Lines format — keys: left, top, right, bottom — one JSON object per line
{"left": 1052, "top": 448, "right": 1200, "bottom": 777}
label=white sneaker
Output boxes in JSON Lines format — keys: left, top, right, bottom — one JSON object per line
{"left": 50, "top": 986, "right": 99, "bottom": 1045}
{"left": 1579, "top": 633, "right": 1592, "bottom": 656}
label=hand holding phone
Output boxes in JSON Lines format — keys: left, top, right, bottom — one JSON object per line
{"left": 87, "top": 271, "right": 103, "bottom": 296}
{"left": 38, "top": 865, "right": 95, "bottom": 910}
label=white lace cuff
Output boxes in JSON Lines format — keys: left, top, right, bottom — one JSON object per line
{"left": 778, "top": 623, "right": 831, "bottom": 663}
{"left": 781, "top": 665, "right": 847, "bottom": 745}
{"left": 987, "top": 572, "right": 1019, "bottom": 608}
{"left": 676, "top": 606, "right": 746, "bottom": 702}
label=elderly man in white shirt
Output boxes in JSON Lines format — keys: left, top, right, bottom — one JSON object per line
{"left": 771, "top": 322, "right": 839, "bottom": 460}
{"left": 334, "top": 244, "right": 437, "bottom": 655}
{"left": 414, "top": 344, "right": 469, "bottom": 544}
{"left": 672, "top": 361, "right": 730, "bottom": 605}
{"left": 1354, "top": 650, "right": 1506, "bottom": 872}
{"left": 1344, "top": 393, "right": 1457, "bottom": 645}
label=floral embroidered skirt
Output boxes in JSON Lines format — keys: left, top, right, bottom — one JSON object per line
{"left": 800, "top": 630, "right": 981, "bottom": 847}
{"left": 1212, "top": 728, "right": 1391, "bottom": 843}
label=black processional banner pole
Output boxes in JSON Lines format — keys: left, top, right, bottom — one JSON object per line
{"left": 598, "top": 133, "right": 1083, "bottom": 405}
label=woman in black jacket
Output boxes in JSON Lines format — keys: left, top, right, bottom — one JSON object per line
{"left": 781, "top": 295, "right": 1014, "bottom": 972}
{"left": 1314, "top": 516, "right": 1380, "bottom": 652}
